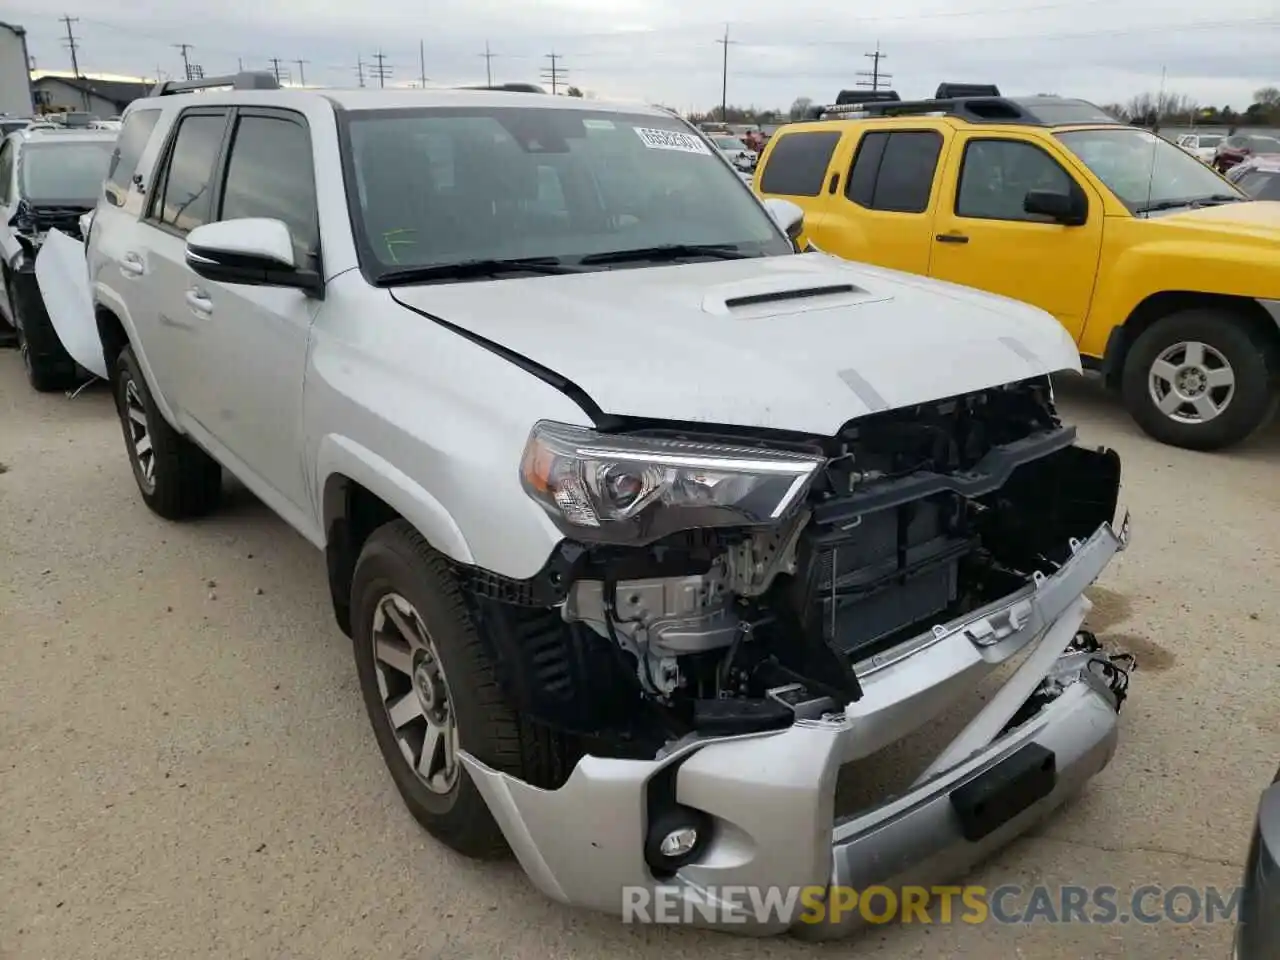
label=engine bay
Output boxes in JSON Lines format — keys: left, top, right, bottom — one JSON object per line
{"left": 460, "top": 376, "right": 1122, "bottom": 763}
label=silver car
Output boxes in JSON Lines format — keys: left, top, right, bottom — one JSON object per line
{"left": 1235, "top": 765, "right": 1280, "bottom": 958}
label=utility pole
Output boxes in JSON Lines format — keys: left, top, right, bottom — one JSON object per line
{"left": 369, "top": 50, "right": 391, "bottom": 88}
{"left": 355, "top": 55, "right": 366, "bottom": 88}
{"left": 294, "top": 58, "right": 309, "bottom": 86}
{"left": 715, "top": 25, "right": 737, "bottom": 122}
{"left": 59, "top": 15, "right": 82, "bottom": 78}
{"left": 418, "top": 40, "right": 426, "bottom": 88}
{"left": 268, "top": 57, "right": 284, "bottom": 83}
{"left": 173, "top": 43, "right": 193, "bottom": 81}
{"left": 479, "top": 41, "right": 496, "bottom": 87}
{"left": 856, "top": 42, "right": 891, "bottom": 92}
{"left": 237, "top": 57, "right": 244, "bottom": 72}
{"left": 541, "top": 52, "right": 565, "bottom": 95}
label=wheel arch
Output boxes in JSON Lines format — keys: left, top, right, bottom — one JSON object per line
{"left": 319, "top": 435, "right": 474, "bottom": 636}
{"left": 1100, "top": 291, "right": 1280, "bottom": 390}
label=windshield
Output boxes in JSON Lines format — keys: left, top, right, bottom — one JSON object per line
{"left": 1195, "top": 135, "right": 1222, "bottom": 149}
{"left": 1056, "top": 127, "right": 1243, "bottom": 213}
{"left": 713, "top": 136, "right": 748, "bottom": 152}
{"left": 341, "top": 106, "right": 790, "bottom": 280}
{"left": 21, "top": 140, "right": 115, "bottom": 205}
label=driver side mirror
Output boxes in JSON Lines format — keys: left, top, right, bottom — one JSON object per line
{"left": 1023, "top": 189, "right": 1088, "bottom": 226}
{"left": 762, "top": 197, "right": 805, "bottom": 242}
{"left": 185, "top": 218, "right": 323, "bottom": 298}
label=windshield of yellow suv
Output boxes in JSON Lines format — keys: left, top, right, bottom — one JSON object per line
{"left": 1056, "top": 127, "right": 1244, "bottom": 214}
{"left": 340, "top": 105, "right": 791, "bottom": 281}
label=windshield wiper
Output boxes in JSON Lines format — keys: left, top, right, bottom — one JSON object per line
{"left": 373, "top": 256, "right": 577, "bottom": 286}
{"left": 577, "top": 243, "right": 753, "bottom": 266}
{"left": 1136, "top": 194, "right": 1243, "bottom": 214}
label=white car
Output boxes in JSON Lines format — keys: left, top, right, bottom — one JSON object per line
{"left": 710, "top": 133, "right": 758, "bottom": 172}
{"left": 1175, "top": 131, "right": 1224, "bottom": 164}
{"left": 37, "top": 72, "right": 1134, "bottom": 937}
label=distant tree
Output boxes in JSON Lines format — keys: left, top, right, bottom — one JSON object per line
{"left": 1254, "top": 86, "right": 1280, "bottom": 107}
{"left": 1124, "top": 91, "right": 1199, "bottom": 127}
{"left": 565, "top": 86, "right": 583, "bottom": 97}
{"left": 1099, "top": 102, "right": 1130, "bottom": 121}
{"left": 788, "top": 96, "right": 813, "bottom": 120}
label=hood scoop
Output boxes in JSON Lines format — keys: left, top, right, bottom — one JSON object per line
{"left": 702, "top": 273, "right": 892, "bottom": 318}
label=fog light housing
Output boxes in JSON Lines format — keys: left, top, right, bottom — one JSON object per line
{"left": 644, "top": 808, "right": 711, "bottom": 874}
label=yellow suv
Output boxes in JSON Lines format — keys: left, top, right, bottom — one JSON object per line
{"left": 755, "top": 93, "right": 1280, "bottom": 451}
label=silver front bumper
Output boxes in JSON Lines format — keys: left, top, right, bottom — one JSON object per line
{"left": 461, "top": 516, "right": 1132, "bottom": 936}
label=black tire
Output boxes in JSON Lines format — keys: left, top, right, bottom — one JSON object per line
{"left": 7, "top": 274, "right": 77, "bottom": 392}
{"left": 1121, "top": 308, "right": 1277, "bottom": 451}
{"left": 113, "top": 345, "right": 223, "bottom": 519}
{"left": 351, "top": 520, "right": 574, "bottom": 860}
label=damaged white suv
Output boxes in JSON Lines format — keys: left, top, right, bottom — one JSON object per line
{"left": 39, "top": 73, "right": 1134, "bottom": 936}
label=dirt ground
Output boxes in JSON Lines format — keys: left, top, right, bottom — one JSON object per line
{"left": 1, "top": 354, "right": 1277, "bottom": 960}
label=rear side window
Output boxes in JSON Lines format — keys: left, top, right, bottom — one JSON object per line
{"left": 846, "top": 130, "right": 943, "bottom": 213}
{"left": 152, "top": 111, "right": 228, "bottom": 233}
{"left": 758, "top": 130, "right": 841, "bottom": 197}
{"left": 1237, "top": 171, "right": 1280, "bottom": 200}
{"left": 106, "top": 109, "right": 162, "bottom": 202}
{"left": 218, "top": 112, "right": 318, "bottom": 262}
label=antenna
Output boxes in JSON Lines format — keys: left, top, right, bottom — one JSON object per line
{"left": 418, "top": 41, "right": 426, "bottom": 88}
{"left": 1141, "top": 65, "right": 1165, "bottom": 216}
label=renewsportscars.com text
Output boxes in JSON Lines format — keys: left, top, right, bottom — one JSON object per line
{"left": 622, "top": 884, "right": 1243, "bottom": 926}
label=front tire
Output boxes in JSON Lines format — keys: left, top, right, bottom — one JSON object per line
{"left": 113, "top": 345, "right": 223, "bottom": 518}
{"left": 1121, "top": 308, "right": 1276, "bottom": 451}
{"left": 351, "top": 520, "right": 572, "bottom": 860}
{"left": 7, "top": 274, "right": 77, "bottom": 392}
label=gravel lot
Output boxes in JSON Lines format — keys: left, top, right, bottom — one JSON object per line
{"left": 2, "top": 352, "right": 1277, "bottom": 960}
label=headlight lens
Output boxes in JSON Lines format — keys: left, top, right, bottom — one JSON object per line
{"left": 519, "top": 421, "right": 824, "bottom": 543}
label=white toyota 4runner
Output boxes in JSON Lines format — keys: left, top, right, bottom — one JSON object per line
{"left": 39, "top": 73, "right": 1135, "bottom": 936}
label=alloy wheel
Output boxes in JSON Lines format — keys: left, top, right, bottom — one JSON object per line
{"left": 371, "top": 592, "right": 461, "bottom": 795}
{"left": 1147, "top": 340, "right": 1236, "bottom": 425}
{"left": 123, "top": 378, "right": 156, "bottom": 492}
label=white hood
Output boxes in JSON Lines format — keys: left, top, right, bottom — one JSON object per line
{"left": 392, "top": 252, "right": 1081, "bottom": 435}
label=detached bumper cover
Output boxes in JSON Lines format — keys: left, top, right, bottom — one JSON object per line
{"left": 461, "top": 516, "right": 1132, "bottom": 936}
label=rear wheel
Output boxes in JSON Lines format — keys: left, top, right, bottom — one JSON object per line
{"left": 112, "top": 345, "right": 223, "bottom": 518}
{"left": 1121, "top": 308, "right": 1277, "bottom": 451}
{"left": 351, "top": 520, "right": 576, "bottom": 859}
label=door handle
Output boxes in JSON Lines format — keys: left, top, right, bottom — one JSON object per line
{"left": 120, "top": 253, "right": 145, "bottom": 276}
{"left": 185, "top": 288, "right": 213, "bottom": 315}
{"left": 935, "top": 233, "right": 969, "bottom": 244}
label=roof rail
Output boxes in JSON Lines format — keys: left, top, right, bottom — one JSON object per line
{"left": 814, "top": 95, "right": 1032, "bottom": 124}
{"left": 455, "top": 82, "right": 547, "bottom": 94}
{"left": 148, "top": 71, "right": 280, "bottom": 97}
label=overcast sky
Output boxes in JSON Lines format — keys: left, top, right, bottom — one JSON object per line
{"left": 10, "top": 0, "right": 1278, "bottom": 112}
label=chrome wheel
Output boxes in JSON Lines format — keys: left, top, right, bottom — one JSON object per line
{"left": 123, "top": 378, "right": 155, "bottom": 492}
{"left": 371, "top": 593, "right": 460, "bottom": 795}
{"left": 1147, "top": 340, "right": 1235, "bottom": 425}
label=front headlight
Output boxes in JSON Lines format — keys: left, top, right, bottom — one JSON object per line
{"left": 519, "top": 421, "right": 824, "bottom": 543}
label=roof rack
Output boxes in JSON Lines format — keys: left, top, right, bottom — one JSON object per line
{"left": 149, "top": 71, "right": 280, "bottom": 97}
{"left": 456, "top": 82, "right": 547, "bottom": 94}
{"left": 835, "top": 89, "right": 900, "bottom": 106}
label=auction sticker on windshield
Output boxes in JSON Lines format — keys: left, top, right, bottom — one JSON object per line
{"left": 634, "top": 127, "right": 712, "bottom": 155}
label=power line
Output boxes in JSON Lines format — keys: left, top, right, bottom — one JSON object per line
{"left": 173, "top": 42, "right": 193, "bottom": 80}
{"left": 541, "top": 51, "right": 565, "bottom": 95}
{"left": 479, "top": 40, "right": 497, "bottom": 87}
{"left": 715, "top": 25, "right": 738, "bottom": 121}
{"left": 856, "top": 42, "right": 891, "bottom": 91}
{"left": 369, "top": 50, "right": 392, "bottom": 89}
{"left": 293, "top": 58, "right": 309, "bottom": 86}
{"left": 59, "top": 15, "right": 81, "bottom": 78}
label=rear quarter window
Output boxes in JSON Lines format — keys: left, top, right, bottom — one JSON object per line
{"left": 758, "top": 130, "right": 842, "bottom": 197}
